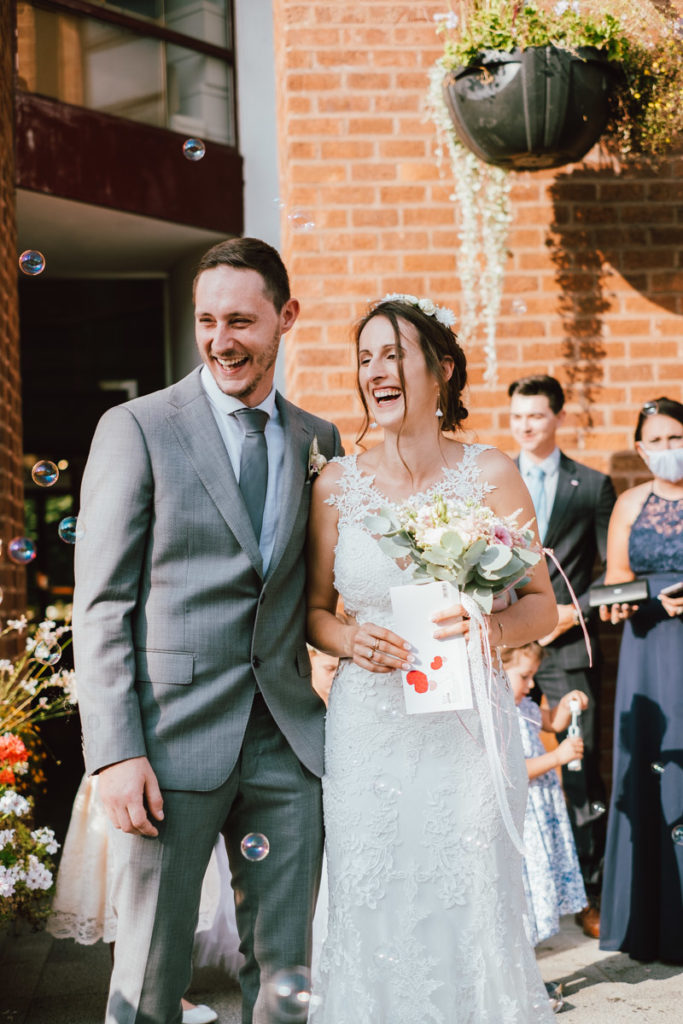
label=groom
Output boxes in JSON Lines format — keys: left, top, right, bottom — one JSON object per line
{"left": 73, "top": 237, "right": 342, "bottom": 1023}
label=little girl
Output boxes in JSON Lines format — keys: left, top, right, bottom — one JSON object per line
{"left": 502, "top": 642, "right": 588, "bottom": 949}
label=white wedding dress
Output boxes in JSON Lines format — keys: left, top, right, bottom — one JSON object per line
{"left": 309, "top": 450, "right": 553, "bottom": 1024}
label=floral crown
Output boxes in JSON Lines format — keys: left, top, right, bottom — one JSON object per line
{"left": 375, "top": 293, "right": 456, "bottom": 329}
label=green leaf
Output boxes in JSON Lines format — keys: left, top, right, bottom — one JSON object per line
{"left": 364, "top": 514, "right": 393, "bottom": 534}
{"left": 423, "top": 546, "right": 453, "bottom": 566}
{"left": 478, "top": 543, "right": 513, "bottom": 572}
{"left": 517, "top": 547, "right": 541, "bottom": 566}
{"left": 441, "top": 530, "right": 465, "bottom": 556}
{"left": 467, "top": 587, "right": 493, "bottom": 613}
{"left": 463, "top": 538, "right": 488, "bottom": 566}
{"left": 378, "top": 536, "right": 410, "bottom": 560}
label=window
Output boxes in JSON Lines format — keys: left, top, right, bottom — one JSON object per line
{"left": 17, "top": 0, "right": 236, "bottom": 145}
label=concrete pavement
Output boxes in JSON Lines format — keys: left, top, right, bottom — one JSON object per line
{"left": 1, "top": 914, "right": 682, "bottom": 1022}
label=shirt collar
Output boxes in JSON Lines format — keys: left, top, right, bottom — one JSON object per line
{"left": 200, "top": 364, "right": 277, "bottom": 420}
{"left": 519, "top": 447, "right": 561, "bottom": 478}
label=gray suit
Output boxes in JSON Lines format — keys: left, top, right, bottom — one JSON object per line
{"left": 74, "top": 367, "right": 341, "bottom": 1023}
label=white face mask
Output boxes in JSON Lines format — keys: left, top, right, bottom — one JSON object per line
{"left": 642, "top": 446, "right": 683, "bottom": 483}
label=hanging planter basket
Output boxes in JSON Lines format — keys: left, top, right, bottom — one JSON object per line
{"left": 442, "top": 46, "right": 620, "bottom": 171}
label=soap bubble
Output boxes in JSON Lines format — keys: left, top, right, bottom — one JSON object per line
{"left": 19, "top": 250, "right": 46, "bottom": 275}
{"left": 273, "top": 197, "right": 286, "bottom": 209}
{"left": 58, "top": 516, "right": 84, "bottom": 544}
{"left": 240, "top": 832, "right": 270, "bottom": 861}
{"left": 8, "top": 537, "right": 36, "bottom": 564}
{"left": 511, "top": 298, "right": 527, "bottom": 315}
{"left": 31, "top": 460, "right": 59, "bottom": 487}
{"left": 34, "top": 641, "right": 61, "bottom": 667}
{"left": 265, "top": 966, "right": 313, "bottom": 1022}
{"left": 651, "top": 761, "right": 666, "bottom": 776}
{"left": 288, "top": 209, "right": 315, "bottom": 233}
{"left": 373, "top": 775, "right": 402, "bottom": 799}
{"left": 182, "top": 138, "right": 206, "bottom": 161}
{"left": 672, "top": 824, "right": 683, "bottom": 846}
{"left": 590, "top": 801, "right": 606, "bottom": 817}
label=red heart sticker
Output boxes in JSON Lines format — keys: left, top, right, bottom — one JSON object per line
{"left": 430, "top": 656, "right": 443, "bottom": 670}
{"left": 406, "top": 669, "right": 429, "bottom": 694}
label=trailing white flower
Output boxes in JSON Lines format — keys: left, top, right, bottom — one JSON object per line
{"left": 0, "top": 828, "right": 16, "bottom": 850}
{"left": 426, "top": 59, "right": 510, "bottom": 385}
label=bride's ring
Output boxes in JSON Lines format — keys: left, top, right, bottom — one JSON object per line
{"left": 368, "top": 647, "right": 375, "bottom": 660}
{"left": 372, "top": 637, "right": 379, "bottom": 650}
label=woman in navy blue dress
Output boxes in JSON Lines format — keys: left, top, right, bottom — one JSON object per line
{"left": 598, "top": 397, "right": 683, "bottom": 963}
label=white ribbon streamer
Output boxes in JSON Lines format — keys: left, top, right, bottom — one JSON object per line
{"left": 461, "top": 593, "right": 526, "bottom": 856}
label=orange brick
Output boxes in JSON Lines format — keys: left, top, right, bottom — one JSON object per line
{"left": 351, "top": 163, "right": 397, "bottom": 181}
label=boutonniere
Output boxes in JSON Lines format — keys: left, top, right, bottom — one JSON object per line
{"left": 308, "top": 436, "right": 327, "bottom": 481}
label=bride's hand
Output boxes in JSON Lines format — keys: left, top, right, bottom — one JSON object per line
{"left": 350, "top": 622, "right": 414, "bottom": 674}
{"left": 432, "top": 603, "right": 505, "bottom": 648}
{"left": 431, "top": 603, "right": 471, "bottom": 640}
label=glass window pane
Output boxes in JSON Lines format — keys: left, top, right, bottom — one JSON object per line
{"left": 17, "top": 3, "right": 235, "bottom": 144}
{"left": 98, "top": 0, "right": 230, "bottom": 47}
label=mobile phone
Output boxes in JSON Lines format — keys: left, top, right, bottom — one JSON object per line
{"left": 659, "top": 581, "right": 683, "bottom": 599}
{"left": 588, "top": 579, "right": 649, "bottom": 607}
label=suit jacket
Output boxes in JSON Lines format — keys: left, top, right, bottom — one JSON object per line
{"left": 73, "top": 367, "right": 342, "bottom": 789}
{"left": 520, "top": 451, "right": 616, "bottom": 670}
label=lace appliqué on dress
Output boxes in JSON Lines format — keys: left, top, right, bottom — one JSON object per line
{"left": 629, "top": 492, "right": 683, "bottom": 575}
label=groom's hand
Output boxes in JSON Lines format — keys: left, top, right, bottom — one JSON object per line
{"left": 98, "top": 756, "right": 164, "bottom": 837}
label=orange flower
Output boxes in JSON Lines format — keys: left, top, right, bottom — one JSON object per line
{"left": 0, "top": 766, "right": 16, "bottom": 785}
{"left": 0, "top": 733, "right": 29, "bottom": 766}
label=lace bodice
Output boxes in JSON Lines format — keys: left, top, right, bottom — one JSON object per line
{"left": 311, "top": 448, "right": 553, "bottom": 1024}
{"left": 326, "top": 447, "right": 494, "bottom": 629}
{"left": 629, "top": 491, "right": 683, "bottom": 574}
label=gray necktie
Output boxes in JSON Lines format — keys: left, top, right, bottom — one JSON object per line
{"left": 232, "top": 408, "right": 269, "bottom": 540}
{"left": 527, "top": 465, "right": 548, "bottom": 540}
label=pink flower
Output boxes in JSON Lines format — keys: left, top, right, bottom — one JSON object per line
{"left": 493, "top": 524, "right": 513, "bottom": 547}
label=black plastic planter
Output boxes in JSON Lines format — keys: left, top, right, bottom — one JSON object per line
{"left": 442, "top": 46, "right": 619, "bottom": 171}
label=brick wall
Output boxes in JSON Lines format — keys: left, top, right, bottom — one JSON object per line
{"left": 273, "top": 0, "right": 683, "bottom": 481}
{"left": 272, "top": 0, "right": 683, "bottom": 789}
{"left": 1, "top": 0, "right": 27, "bottom": 622}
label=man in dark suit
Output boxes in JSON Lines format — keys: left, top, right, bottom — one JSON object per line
{"left": 74, "top": 238, "right": 342, "bottom": 1023}
{"left": 508, "top": 375, "right": 616, "bottom": 938}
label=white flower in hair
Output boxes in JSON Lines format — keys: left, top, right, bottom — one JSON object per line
{"left": 376, "top": 293, "right": 456, "bottom": 330}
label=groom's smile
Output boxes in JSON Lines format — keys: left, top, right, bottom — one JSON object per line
{"left": 194, "top": 265, "right": 300, "bottom": 407}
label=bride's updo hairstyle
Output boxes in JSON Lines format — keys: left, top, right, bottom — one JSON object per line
{"left": 354, "top": 297, "right": 468, "bottom": 446}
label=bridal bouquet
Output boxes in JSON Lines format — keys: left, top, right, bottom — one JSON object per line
{"left": 366, "top": 495, "right": 540, "bottom": 613}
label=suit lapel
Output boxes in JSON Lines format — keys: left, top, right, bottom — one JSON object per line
{"left": 266, "top": 394, "right": 312, "bottom": 581}
{"left": 544, "top": 453, "right": 580, "bottom": 548}
{"left": 166, "top": 371, "right": 264, "bottom": 576}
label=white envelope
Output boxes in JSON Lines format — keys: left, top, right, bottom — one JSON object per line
{"left": 390, "top": 580, "right": 473, "bottom": 714}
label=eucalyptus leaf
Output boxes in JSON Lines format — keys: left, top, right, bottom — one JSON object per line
{"left": 517, "top": 547, "right": 542, "bottom": 565}
{"left": 424, "top": 546, "right": 453, "bottom": 566}
{"left": 378, "top": 535, "right": 411, "bottom": 560}
{"left": 478, "top": 543, "right": 513, "bottom": 572}
{"left": 441, "top": 530, "right": 465, "bottom": 556}
{"left": 364, "top": 514, "right": 393, "bottom": 534}
{"left": 463, "top": 538, "right": 488, "bottom": 566}
{"left": 467, "top": 587, "right": 493, "bottom": 613}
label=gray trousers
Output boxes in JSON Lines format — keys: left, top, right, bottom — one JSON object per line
{"left": 106, "top": 693, "right": 323, "bottom": 1024}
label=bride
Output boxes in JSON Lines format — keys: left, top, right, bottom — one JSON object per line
{"left": 306, "top": 295, "right": 558, "bottom": 1023}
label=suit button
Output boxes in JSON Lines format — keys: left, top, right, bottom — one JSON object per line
{"left": 252, "top": 656, "right": 261, "bottom": 669}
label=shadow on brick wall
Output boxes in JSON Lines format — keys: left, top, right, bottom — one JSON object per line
{"left": 547, "top": 158, "right": 683, "bottom": 430}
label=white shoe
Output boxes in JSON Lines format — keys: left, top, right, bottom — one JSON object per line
{"left": 182, "top": 1005, "right": 218, "bottom": 1024}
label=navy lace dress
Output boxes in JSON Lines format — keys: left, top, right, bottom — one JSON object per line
{"left": 600, "top": 492, "right": 683, "bottom": 962}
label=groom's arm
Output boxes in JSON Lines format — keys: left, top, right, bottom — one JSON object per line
{"left": 73, "top": 404, "right": 163, "bottom": 834}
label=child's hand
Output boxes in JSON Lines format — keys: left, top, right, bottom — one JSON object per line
{"left": 558, "top": 690, "right": 589, "bottom": 714}
{"left": 555, "top": 736, "right": 584, "bottom": 766}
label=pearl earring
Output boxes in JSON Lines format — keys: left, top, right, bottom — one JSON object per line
{"left": 435, "top": 407, "right": 443, "bottom": 419}
{"left": 369, "top": 420, "right": 378, "bottom": 430}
